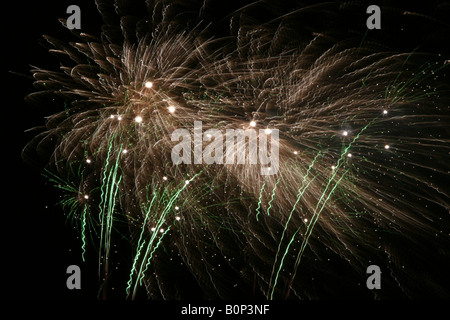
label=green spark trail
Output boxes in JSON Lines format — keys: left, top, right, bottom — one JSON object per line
{"left": 98, "top": 138, "right": 123, "bottom": 291}
{"left": 255, "top": 180, "right": 266, "bottom": 221}
{"left": 126, "top": 173, "right": 201, "bottom": 299}
{"left": 268, "top": 151, "right": 321, "bottom": 298}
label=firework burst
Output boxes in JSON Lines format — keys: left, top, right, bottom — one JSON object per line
{"left": 23, "top": 0, "right": 450, "bottom": 299}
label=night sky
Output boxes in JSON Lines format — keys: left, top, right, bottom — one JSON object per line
{"left": 4, "top": 0, "right": 450, "bottom": 305}
{"left": 6, "top": 1, "right": 103, "bottom": 299}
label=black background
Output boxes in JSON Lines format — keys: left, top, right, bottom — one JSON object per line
{"left": 4, "top": 1, "right": 102, "bottom": 300}
{"left": 3, "top": 0, "right": 450, "bottom": 307}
